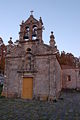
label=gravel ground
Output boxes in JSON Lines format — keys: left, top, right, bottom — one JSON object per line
{"left": 0, "top": 91, "right": 80, "bottom": 120}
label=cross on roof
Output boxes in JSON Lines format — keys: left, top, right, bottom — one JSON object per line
{"left": 30, "top": 10, "right": 34, "bottom": 15}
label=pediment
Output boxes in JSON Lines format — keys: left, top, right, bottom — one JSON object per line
{"left": 25, "top": 15, "right": 39, "bottom": 25}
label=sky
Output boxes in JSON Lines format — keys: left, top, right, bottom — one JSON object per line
{"left": 0, "top": 0, "right": 80, "bottom": 57}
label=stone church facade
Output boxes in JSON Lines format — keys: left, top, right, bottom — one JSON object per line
{"left": 2, "top": 13, "right": 62, "bottom": 100}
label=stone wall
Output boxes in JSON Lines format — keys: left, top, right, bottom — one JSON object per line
{"left": 34, "top": 55, "right": 50, "bottom": 100}
{"left": 62, "top": 68, "right": 78, "bottom": 89}
{"left": 2, "top": 56, "right": 23, "bottom": 98}
{"left": 33, "top": 55, "right": 61, "bottom": 100}
{"left": 55, "top": 59, "right": 62, "bottom": 98}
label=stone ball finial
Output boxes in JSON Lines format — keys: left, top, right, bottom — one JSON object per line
{"left": 10, "top": 37, "right": 12, "bottom": 40}
{"left": 49, "top": 31, "right": 56, "bottom": 47}
{"left": 51, "top": 31, "right": 53, "bottom": 34}
{"left": 50, "top": 31, "right": 55, "bottom": 39}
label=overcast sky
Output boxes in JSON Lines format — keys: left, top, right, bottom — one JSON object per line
{"left": 0, "top": 0, "right": 80, "bottom": 57}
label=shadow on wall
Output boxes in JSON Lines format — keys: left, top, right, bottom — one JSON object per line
{"left": 0, "top": 74, "right": 4, "bottom": 95}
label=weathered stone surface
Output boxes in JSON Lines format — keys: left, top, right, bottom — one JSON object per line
{"left": 62, "top": 66, "right": 80, "bottom": 90}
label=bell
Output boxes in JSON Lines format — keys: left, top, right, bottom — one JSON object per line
{"left": 23, "top": 35, "right": 29, "bottom": 39}
{"left": 32, "top": 33, "right": 36, "bottom": 37}
{"left": 32, "top": 29, "right": 37, "bottom": 37}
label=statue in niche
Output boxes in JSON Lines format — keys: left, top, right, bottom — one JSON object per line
{"left": 25, "top": 48, "right": 34, "bottom": 71}
{"left": 26, "top": 55, "right": 31, "bottom": 71}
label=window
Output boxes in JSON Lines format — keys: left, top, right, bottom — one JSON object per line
{"left": 67, "top": 75, "right": 71, "bottom": 81}
{"left": 27, "top": 48, "right": 31, "bottom": 52}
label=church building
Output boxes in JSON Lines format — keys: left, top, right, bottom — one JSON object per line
{"left": 2, "top": 12, "right": 61, "bottom": 100}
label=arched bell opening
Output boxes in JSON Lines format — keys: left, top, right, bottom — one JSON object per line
{"left": 32, "top": 25, "right": 37, "bottom": 40}
{"left": 23, "top": 26, "right": 30, "bottom": 40}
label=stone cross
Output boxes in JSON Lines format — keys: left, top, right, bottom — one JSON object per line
{"left": 30, "top": 10, "right": 34, "bottom": 15}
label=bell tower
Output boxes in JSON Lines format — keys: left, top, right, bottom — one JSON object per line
{"left": 19, "top": 11, "right": 43, "bottom": 43}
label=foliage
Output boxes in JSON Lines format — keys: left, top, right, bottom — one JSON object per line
{"left": 0, "top": 57, "right": 5, "bottom": 73}
{"left": 0, "top": 44, "right": 6, "bottom": 74}
{"left": 57, "top": 51, "right": 76, "bottom": 67}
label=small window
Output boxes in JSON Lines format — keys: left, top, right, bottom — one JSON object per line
{"left": 67, "top": 75, "right": 71, "bottom": 81}
{"left": 27, "top": 48, "right": 31, "bottom": 52}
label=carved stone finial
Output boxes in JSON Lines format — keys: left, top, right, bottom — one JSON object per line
{"left": 8, "top": 37, "right": 13, "bottom": 45}
{"left": 39, "top": 17, "right": 43, "bottom": 25}
{"left": 0, "top": 37, "right": 3, "bottom": 45}
{"left": 22, "top": 20, "right": 24, "bottom": 24}
{"left": 50, "top": 31, "right": 55, "bottom": 39}
{"left": 49, "top": 31, "right": 55, "bottom": 47}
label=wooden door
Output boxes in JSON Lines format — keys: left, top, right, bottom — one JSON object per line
{"left": 22, "top": 77, "right": 33, "bottom": 99}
